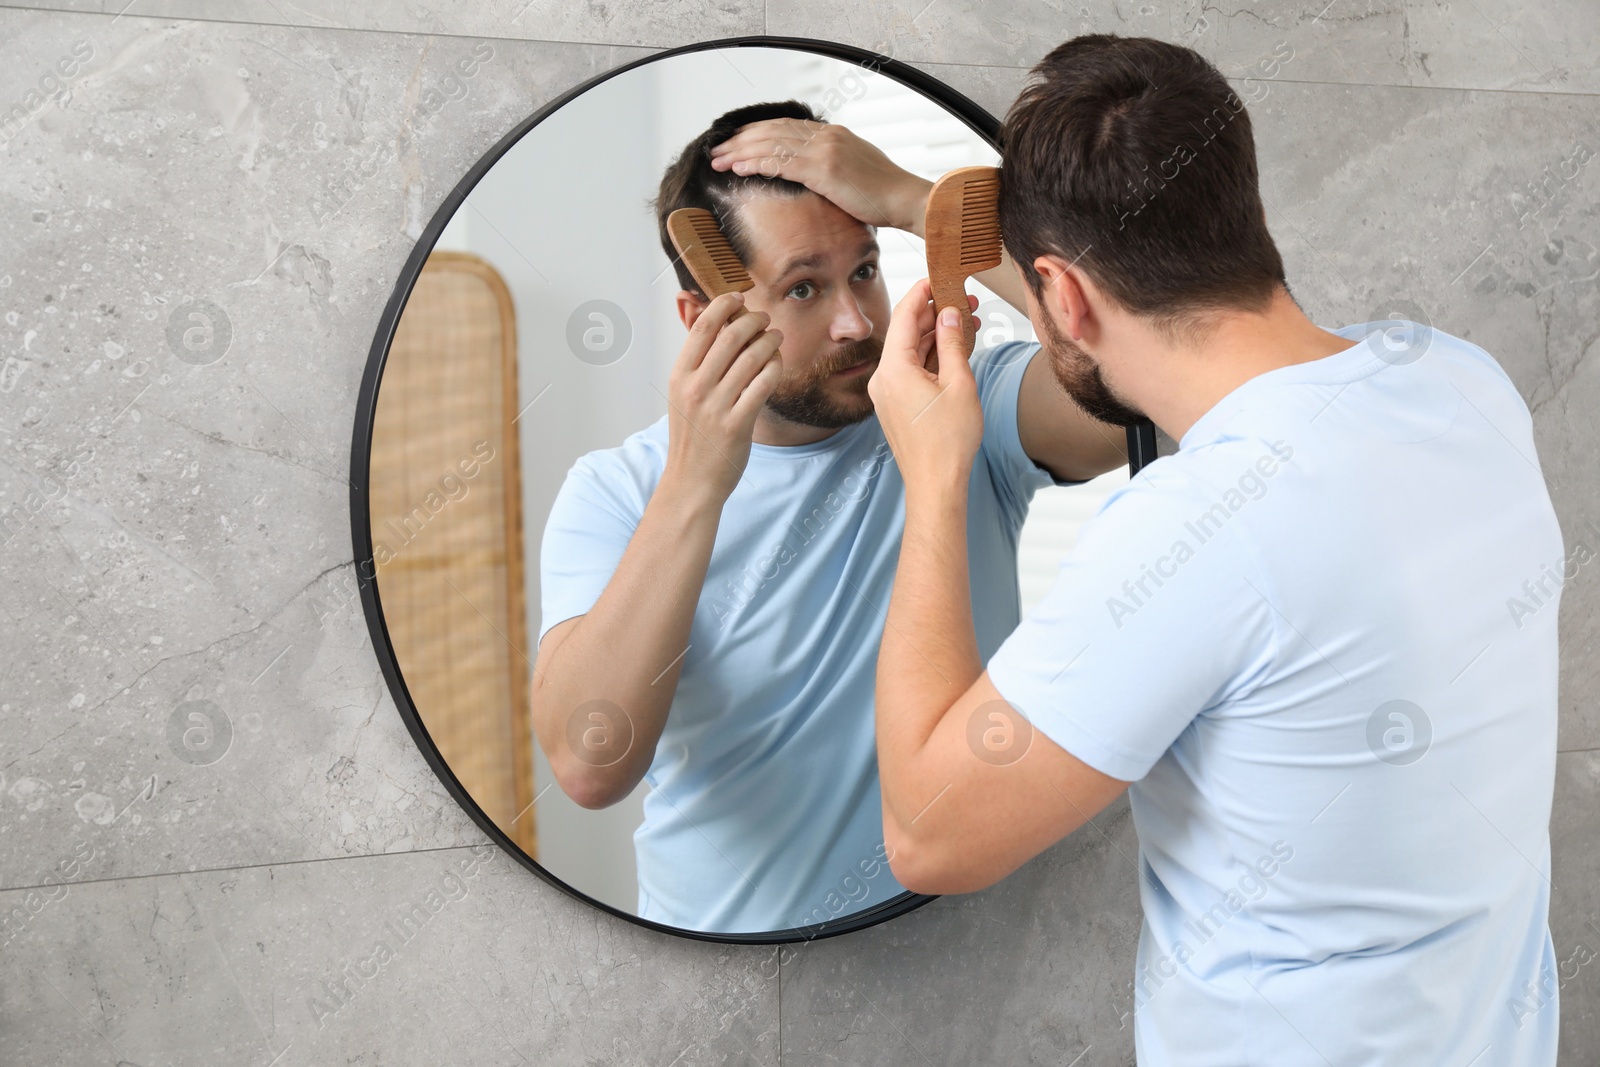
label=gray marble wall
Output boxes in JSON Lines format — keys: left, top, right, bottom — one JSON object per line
{"left": 1, "top": 2, "right": 1595, "bottom": 1064}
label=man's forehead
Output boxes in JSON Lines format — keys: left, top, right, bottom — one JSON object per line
{"left": 736, "top": 193, "right": 879, "bottom": 278}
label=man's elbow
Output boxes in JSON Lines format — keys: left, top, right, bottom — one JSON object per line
{"left": 1102, "top": 433, "right": 1132, "bottom": 473}
{"left": 550, "top": 759, "right": 630, "bottom": 810}
{"left": 532, "top": 688, "right": 635, "bottom": 809}
{"left": 1057, "top": 435, "right": 1130, "bottom": 483}
{"left": 885, "top": 827, "right": 1004, "bottom": 896}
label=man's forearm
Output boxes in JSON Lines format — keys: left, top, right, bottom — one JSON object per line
{"left": 973, "top": 245, "right": 1030, "bottom": 316}
{"left": 875, "top": 482, "right": 981, "bottom": 836}
{"left": 533, "top": 470, "right": 723, "bottom": 807}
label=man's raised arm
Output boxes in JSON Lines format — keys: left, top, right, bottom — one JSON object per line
{"left": 531, "top": 292, "right": 782, "bottom": 807}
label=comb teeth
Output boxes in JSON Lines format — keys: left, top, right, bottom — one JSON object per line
{"left": 923, "top": 165, "right": 1004, "bottom": 370}
{"left": 687, "top": 216, "right": 751, "bottom": 286}
{"left": 957, "top": 178, "right": 1001, "bottom": 267}
{"left": 667, "top": 207, "right": 754, "bottom": 297}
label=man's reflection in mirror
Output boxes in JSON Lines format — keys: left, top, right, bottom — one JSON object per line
{"left": 529, "top": 99, "right": 1126, "bottom": 933}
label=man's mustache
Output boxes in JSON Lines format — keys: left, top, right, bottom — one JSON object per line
{"left": 815, "top": 338, "right": 883, "bottom": 376}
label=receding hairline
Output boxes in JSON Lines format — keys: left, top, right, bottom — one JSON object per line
{"left": 719, "top": 187, "right": 882, "bottom": 282}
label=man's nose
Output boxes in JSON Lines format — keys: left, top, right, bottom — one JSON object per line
{"left": 831, "top": 293, "right": 873, "bottom": 341}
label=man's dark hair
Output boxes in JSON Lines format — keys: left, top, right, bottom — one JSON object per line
{"left": 650, "top": 100, "right": 832, "bottom": 301}
{"left": 998, "top": 35, "right": 1286, "bottom": 340}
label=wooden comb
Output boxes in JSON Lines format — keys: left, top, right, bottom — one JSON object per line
{"left": 667, "top": 207, "right": 755, "bottom": 309}
{"left": 924, "top": 165, "right": 1002, "bottom": 374}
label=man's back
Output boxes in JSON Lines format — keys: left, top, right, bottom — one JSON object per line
{"left": 987, "top": 321, "right": 1563, "bottom": 1064}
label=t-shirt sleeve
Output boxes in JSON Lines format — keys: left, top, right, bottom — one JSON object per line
{"left": 972, "top": 340, "right": 1088, "bottom": 530}
{"left": 983, "top": 462, "right": 1280, "bottom": 782}
{"left": 537, "top": 450, "right": 645, "bottom": 645}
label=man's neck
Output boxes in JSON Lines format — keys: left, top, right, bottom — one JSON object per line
{"left": 1127, "top": 287, "right": 1359, "bottom": 445}
{"left": 751, "top": 413, "right": 848, "bottom": 447}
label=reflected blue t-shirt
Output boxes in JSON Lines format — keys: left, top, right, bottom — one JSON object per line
{"left": 540, "top": 342, "right": 1080, "bottom": 934}
{"left": 986, "top": 322, "right": 1563, "bottom": 1065}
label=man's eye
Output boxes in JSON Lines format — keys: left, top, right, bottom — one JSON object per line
{"left": 856, "top": 263, "right": 878, "bottom": 280}
{"left": 788, "top": 281, "right": 816, "bottom": 300}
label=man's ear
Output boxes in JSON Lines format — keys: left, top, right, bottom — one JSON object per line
{"left": 1033, "top": 253, "right": 1092, "bottom": 341}
{"left": 1056, "top": 268, "right": 1092, "bottom": 341}
{"left": 676, "top": 289, "right": 709, "bottom": 331}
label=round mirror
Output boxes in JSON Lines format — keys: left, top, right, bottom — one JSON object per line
{"left": 351, "top": 36, "right": 1155, "bottom": 943}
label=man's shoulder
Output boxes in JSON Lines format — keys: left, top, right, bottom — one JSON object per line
{"left": 1088, "top": 441, "right": 1293, "bottom": 540}
{"left": 1333, "top": 319, "right": 1520, "bottom": 399}
{"left": 1413, "top": 323, "right": 1525, "bottom": 408}
{"left": 557, "top": 416, "right": 670, "bottom": 517}
{"left": 569, "top": 416, "right": 669, "bottom": 480}
{"left": 1093, "top": 452, "right": 1205, "bottom": 520}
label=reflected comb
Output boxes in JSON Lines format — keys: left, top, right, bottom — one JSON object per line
{"left": 924, "top": 165, "right": 1002, "bottom": 373}
{"left": 667, "top": 207, "right": 755, "bottom": 302}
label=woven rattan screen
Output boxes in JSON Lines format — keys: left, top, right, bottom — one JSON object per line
{"left": 368, "top": 250, "right": 536, "bottom": 858}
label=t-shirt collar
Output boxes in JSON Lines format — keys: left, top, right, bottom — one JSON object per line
{"left": 1177, "top": 321, "right": 1392, "bottom": 451}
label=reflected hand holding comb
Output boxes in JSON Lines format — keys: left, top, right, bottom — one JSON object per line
{"left": 663, "top": 207, "right": 785, "bottom": 497}
{"left": 666, "top": 207, "right": 758, "bottom": 308}
{"left": 923, "top": 165, "right": 1002, "bottom": 375}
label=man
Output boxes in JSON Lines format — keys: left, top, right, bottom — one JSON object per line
{"left": 867, "top": 34, "right": 1562, "bottom": 1065}
{"left": 530, "top": 99, "right": 1129, "bottom": 934}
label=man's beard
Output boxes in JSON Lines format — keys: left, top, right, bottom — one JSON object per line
{"left": 764, "top": 336, "right": 882, "bottom": 429}
{"left": 1036, "top": 304, "right": 1146, "bottom": 427}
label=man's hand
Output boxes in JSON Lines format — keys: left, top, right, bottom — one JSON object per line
{"left": 665, "top": 291, "right": 784, "bottom": 503}
{"left": 867, "top": 279, "right": 982, "bottom": 497}
{"left": 709, "top": 118, "right": 933, "bottom": 235}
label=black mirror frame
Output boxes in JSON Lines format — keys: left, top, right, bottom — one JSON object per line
{"left": 348, "top": 33, "right": 1161, "bottom": 946}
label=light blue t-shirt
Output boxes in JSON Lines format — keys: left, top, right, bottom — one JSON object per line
{"left": 540, "top": 341, "right": 1078, "bottom": 934}
{"left": 986, "top": 322, "right": 1564, "bottom": 1065}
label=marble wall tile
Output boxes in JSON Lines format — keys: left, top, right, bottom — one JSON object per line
{"left": 0, "top": 0, "right": 764, "bottom": 49}
{"left": 0, "top": 844, "right": 779, "bottom": 1064}
{"left": 5, "top": 0, "right": 1596, "bottom": 94}
{"left": 0, "top": 10, "right": 657, "bottom": 887}
{"left": 767, "top": 0, "right": 1599, "bottom": 96}
{"left": 1551, "top": 749, "right": 1600, "bottom": 1063}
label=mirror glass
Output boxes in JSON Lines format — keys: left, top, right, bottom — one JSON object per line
{"left": 362, "top": 43, "right": 1132, "bottom": 939}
